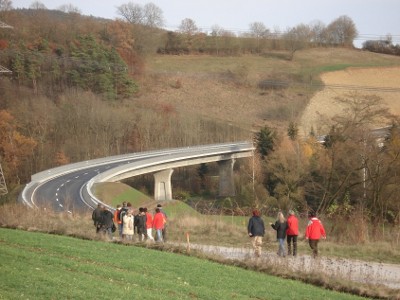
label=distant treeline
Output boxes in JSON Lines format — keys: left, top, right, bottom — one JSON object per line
{"left": 362, "top": 39, "right": 400, "bottom": 56}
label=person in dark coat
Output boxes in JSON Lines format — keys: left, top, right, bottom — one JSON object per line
{"left": 270, "top": 211, "right": 288, "bottom": 257}
{"left": 92, "top": 203, "right": 104, "bottom": 233}
{"left": 100, "top": 207, "right": 114, "bottom": 240}
{"left": 134, "top": 207, "right": 147, "bottom": 241}
{"left": 247, "top": 209, "right": 265, "bottom": 257}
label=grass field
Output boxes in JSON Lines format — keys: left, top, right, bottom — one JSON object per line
{"left": 93, "top": 182, "right": 400, "bottom": 264}
{"left": 0, "top": 228, "right": 366, "bottom": 300}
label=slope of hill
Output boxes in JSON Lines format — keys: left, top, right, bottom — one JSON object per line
{"left": 300, "top": 66, "right": 400, "bottom": 135}
{"left": 138, "top": 48, "right": 400, "bottom": 133}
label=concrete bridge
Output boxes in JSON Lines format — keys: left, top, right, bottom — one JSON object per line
{"left": 88, "top": 142, "right": 255, "bottom": 201}
{"left": 20, "top": 142, "right": 255, "bottom": 211}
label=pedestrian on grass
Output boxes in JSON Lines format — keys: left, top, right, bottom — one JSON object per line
{"left": 134, "top": 207, "right": 147, "bottom": 241}
{"left": 114, "top": 204, "right": 123, "bottom": 238}
{"left": 144, "top": 207, "right": 155, "bottom": 241}
{"left": 122, "top": 209, "right": 134, "bottom": 241}
{"left": 118, "top": 202, "right": 128, "bottom": 239}
{"left": 286, "top": 210, "right": 299, "bottom": 256}
{"left": 157, "top": 204, "right": 168, "bottom": 242}
{"left": 100, "top": 207, "right": 114, "bottom": 240}
{"left": 153, "top": 208, "right": 165, "bottom": 242}
{"left": 305, "top": 211, "right": 326, "bottom": 258}
{"left": 270, "top": 211, "right": 288, "bottom": 257}
{"left": 92, "top": 203, "right": 104, "bottom": 233}
{"left": 247, "top": 209, "right": 265, "bottom": 257}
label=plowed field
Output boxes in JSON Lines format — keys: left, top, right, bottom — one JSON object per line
{"left": 300, "top": 67, "right": 400, "bottom": 136}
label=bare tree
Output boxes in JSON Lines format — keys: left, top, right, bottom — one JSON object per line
{"left": 143, "top": 2, "right": 164, "bottom": 28}
{"left": 314, "top": 93, "right": 392, "bottom": 215}
{"left": 211, "top": 24, "right": 223, "bottom": 55}
{"left": 29, "top": 1, "right": 46, "bottom": 9}
{"left": 117, "top": 2, "right": 164, "bottom": 28}
{"left": 117, "top": 2, "right": 144, "bottom": 24}
{"left": 178, "top": 18, "right": 198, "bottom": 35}
{"left": 57, "top": 3, "right": 81, "bottom": 14}
{"left": 249, "top": 22, "right": 269, "bottom": 52}
{"left": 309, "top": 20, "right": 327, "bottom": 46}
{"left": 283, "top": 24, "right": 312, "bottom": 60}
{"left": 249, "top": 22, "right": 269, "bottom": 38}
{"left": 326, "top": 15, "right": 358, "bottom": 47}
{"left": 0, "top": 0, "right": 12, "bottom": 11}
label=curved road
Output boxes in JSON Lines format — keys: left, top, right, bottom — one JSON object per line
{"left": 23, "top": 142, "right": 254, "bottom": 213}
{"left": 32, "top": 162, "right": 127, "bottom": 212}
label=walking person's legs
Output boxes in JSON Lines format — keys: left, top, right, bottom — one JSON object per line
{"left": 309, "top": 239, "right": 319, "bottom": 258}
{"left": 278, "top": 238, "right": 286, "bottom": 257}
{"left": 292, "top": 235, "right": 298, "bottom": 256}
{"left": 118, "top": 223, "right": 123, "bottom": 238}
{"left": 287, "top": 235, "right": 293, "bottom": 255}
{"left": 146, "top": 228, "right": 155, "bottom": 241}
{"left": 252, "top": 236, "right": 262, "bottom": 257}
{"left": 156, "top": 229, "right": 163, "bottom": 242}
{"left": 162, "top": 225, "right": 167, "bottom": 242}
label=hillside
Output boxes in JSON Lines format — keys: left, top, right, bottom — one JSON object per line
{"left": 137, "top": 48, "right": 400, "bottom": 133}
{"left": 301, "top": 66, "right": 400, "bottom": 135}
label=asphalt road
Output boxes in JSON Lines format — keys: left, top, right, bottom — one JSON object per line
{"left": 32, "top": 163, "right": 123, "bottom": 212}
{"left": 26, "top": 142, "right": 254, "bottom": 213}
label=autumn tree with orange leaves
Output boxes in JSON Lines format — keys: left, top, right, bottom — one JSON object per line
{"left": 0, "top": 110, "right": 37, "bottom": 186}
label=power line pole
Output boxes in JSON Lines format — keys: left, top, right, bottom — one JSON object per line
{"left": 0, "top": 20, "right": 13, "bottom": 195}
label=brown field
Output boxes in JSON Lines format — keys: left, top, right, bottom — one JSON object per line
{"left": 300, "top": 67, "right": 400, "bottom": 136}
{"left": 140, "top": 49, "right": 400, "bottom": 137}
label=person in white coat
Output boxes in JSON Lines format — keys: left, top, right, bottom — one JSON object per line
{"left": 122, "top": 210, "right": 134, "bottom": 241}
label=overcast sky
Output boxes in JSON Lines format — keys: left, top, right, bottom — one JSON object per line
{"left": 11, "top": 0, "right": 400, "bottom": 48}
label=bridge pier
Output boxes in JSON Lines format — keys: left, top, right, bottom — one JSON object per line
{"left": 218, "top": 159, "right": 236, "bottom": 197}
{"left": 154, "top": 169, "right": 174, "bottom": 201}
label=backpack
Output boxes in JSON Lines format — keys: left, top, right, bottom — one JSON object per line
{"left": 118, "top": 208, "right": 128, "bottom": 222}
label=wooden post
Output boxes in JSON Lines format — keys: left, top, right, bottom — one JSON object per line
{"left": 186, "top": 232, "right": 190, "bottom": 253}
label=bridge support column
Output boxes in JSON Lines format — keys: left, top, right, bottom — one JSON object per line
{"left": 218, "top": 159, "right": 236, "bottom": 197}
{"left": 154, "top": 169, "right": 174, "bottom": 201}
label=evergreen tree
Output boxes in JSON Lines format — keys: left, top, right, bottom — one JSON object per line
{"left": 255, "top": 126, "right": 276, "bottom": 159}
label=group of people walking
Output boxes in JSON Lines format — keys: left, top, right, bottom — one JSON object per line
{"left": 93, "top": 201, "right": 325, "bottom": 258}
{"left": 248, "top": 209, "right": 326, "bottom": 258}
{"left": 92, "top": 202, "right": 167, "bottom": 242}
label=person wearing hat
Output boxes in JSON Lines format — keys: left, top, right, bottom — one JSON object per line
{"left": 247, "top": 209, "right": 265, "bottom": 257}
{"left": 286, "top": 210, "right": 299, "bottom": 256}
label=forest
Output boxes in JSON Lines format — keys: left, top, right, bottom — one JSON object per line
{"left": 1, "top": 1, "right": 400, "bottom": 235}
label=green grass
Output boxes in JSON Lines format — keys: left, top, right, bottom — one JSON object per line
{"left": 149, "top": 48, "right": 400, "bottom": 81}
{"left": 0, "top": 228, "right": 366, "bottom": 300}
{"left": 94, "top": 182, "right": 153, "bottom": 208}
{"left": 92, "top": 183, "right": 400, "bottom": 264}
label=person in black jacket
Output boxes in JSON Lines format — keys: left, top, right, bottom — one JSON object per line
{"left": 247, "top": 209, "right": 265, "bottom": 257}
{"left": 92, "top": 204, "right": 104, "bottom": 233}
{"left": 270, "top": 211, "right": 288, "bottom": 257}
{"left": 134, "top": 207, "right": 147, "bottom": 241}
{"left": 100, "top": 207, "right": 114, "bottom": 240}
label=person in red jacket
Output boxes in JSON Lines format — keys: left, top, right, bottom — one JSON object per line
{"left": 152, "top": 208, "right": 165, "bottom": 242}
{"left": 286, "top": 210, "right": 299, "bottom": 256}
{"left": 144, "top": 207, "right": 155, "bottom": 241}
{"left": 113, "top": 204, "right": 123, "bottom": 238}
{"left": 305, "top": 211, "right": 326, "bottom": 258}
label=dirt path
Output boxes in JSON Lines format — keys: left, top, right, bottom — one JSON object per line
{"left": 185, "top": 243, "right": 400, "bottom": 290}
